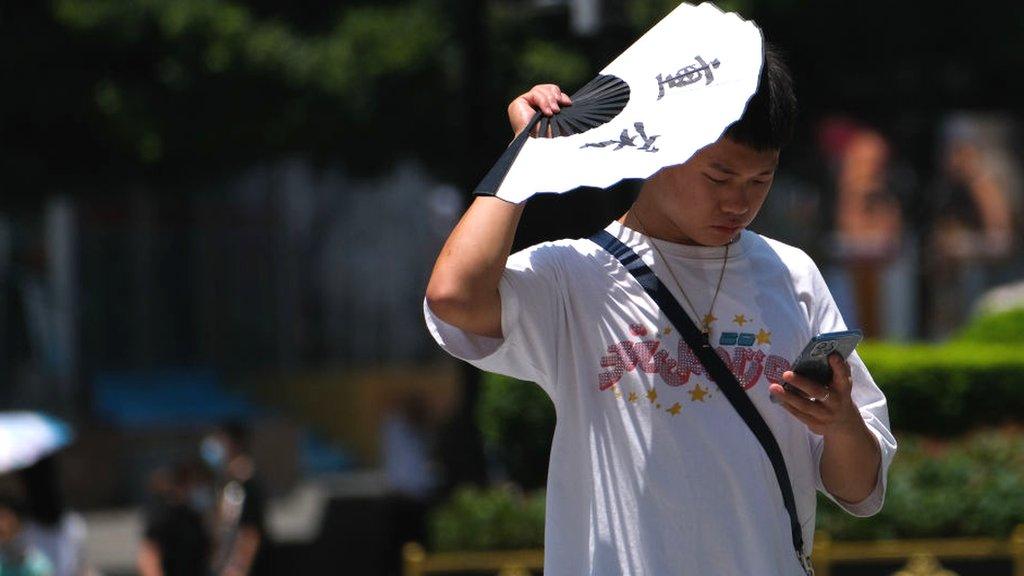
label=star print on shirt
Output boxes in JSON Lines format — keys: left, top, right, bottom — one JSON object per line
{"left": 628, "top": 391, "right": 638, "bottom": 403}
{"left": 647, "top": 388, "right": 658, "bottom": 403}
{"left": 702, "top": 313, "right": 717, "bottom": 331}
{"left": 756, "top": 328, "right": 772, "bottom": 345}
{"left": 667, "top": 402, "right": 682, "bottom": 415}
{"left": 733, "top": 314, "right": 748, "bottom": 326}
{"left": 690, "top": 384, "right": 709, "bottom": 402}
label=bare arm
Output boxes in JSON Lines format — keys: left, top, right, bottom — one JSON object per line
{"left": 219, "top": 527, "right": 260, "bottom": 576}
{"left": 137, "top": 540, "right": 164, "bottom": 576}
{"left": 425, "top": 84, "right": 571, "bottom": 338}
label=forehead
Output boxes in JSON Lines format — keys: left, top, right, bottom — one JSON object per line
{"left": 696, "top": 137, "right": 779, "bottom": 174}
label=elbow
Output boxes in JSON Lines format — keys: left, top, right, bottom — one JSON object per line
{"left": 426, "top": 270, "right": 502, "bottom": 337}
{"left": 425, "top": 276, "right": 467, "bottom": 322}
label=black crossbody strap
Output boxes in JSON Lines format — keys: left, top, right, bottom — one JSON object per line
{"left": 590, "top": 229, "right": 806, "bottom": 560}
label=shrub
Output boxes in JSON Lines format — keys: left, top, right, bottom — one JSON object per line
{"left": 956, "top": 306, "right": 1024, "bottom": 344}
{"left": 816, "top": 429, "right": 1024, "bottom": 540}
{"left": 859, "top": 342, "right": 1024, "bottom": 436}
{"left": 477, "top": 373, "right": 555, "bottom": 490}
{"left": 429, "top": 485, "right": 546, "bottom": 551}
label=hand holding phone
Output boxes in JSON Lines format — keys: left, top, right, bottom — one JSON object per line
{"left": 777, "top": 330, "right": 862, "bottom": 400}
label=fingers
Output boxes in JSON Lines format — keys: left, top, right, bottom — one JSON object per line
{"left": 508, "top": 84, "right": 571, "bottom": 136}
{"left": 771, "top": 381, "right": 830, "bottom": 418}
{"left": 517, "top": 84, "right": 571, "bottom": 116}
{"left": 769, "top": 384, "right": 827, "bottom": 429}
{"left": 779, "top": 401, "right": 827, "bottom": 430}
{"left": 782, "top": 370, "right": 829, "bottom": 401}
{"left": 829, "top": 353, "right": 854, "bottom": 394}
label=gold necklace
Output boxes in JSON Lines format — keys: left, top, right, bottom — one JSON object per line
{"left": 631, "top": 210, "right": 730, "bottom": 344}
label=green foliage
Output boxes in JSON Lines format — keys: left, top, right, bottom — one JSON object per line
{"left": 518, "top": 40, "right": 591, "bottom": 90}
{"left": 478, "top": 373, "right": 555, "bottom": 490}
{"left": 54, "top": 0, "right": 446, "bottom": 98}
{"left": 5, "top": 0, "right": 451, "bottom": 185}
{"left": 429, "top": 485, "right": 546, "bottom": 551}
{"left": 817, "top": 430, "right": 1024, "bottom": 540}
{"left": 956, "top": 307, "right": 1024, "bottom": 344}
{"left": 859, "top": 342, "right": 1024, "bottom": 436}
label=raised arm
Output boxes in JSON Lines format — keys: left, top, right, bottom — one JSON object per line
{"left": 425, "top": 84, "right": 571, "bottom": 338}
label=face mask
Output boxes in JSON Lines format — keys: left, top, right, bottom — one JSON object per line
{"left": 201, "top": 437, "right": 227, "bottom": 470}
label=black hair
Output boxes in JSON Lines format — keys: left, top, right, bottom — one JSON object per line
{"left": 17, "top": 455, "right": 65, "bottom": 526}
{"left": 0, "top": 492, "right": 27, "bottom": 518}
{"left": 217, "top": 420, "right": 252, "bottom": 453}
{"left": 723, "top": 42, "right": 797, "bottom": 151}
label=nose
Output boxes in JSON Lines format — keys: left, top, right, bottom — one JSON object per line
{"left": 719, "top": 184, "right": 750, "bottom": 216}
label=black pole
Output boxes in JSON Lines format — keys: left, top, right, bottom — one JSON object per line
{"left": 435, "top": 0, "right": 491, "bottom": 494}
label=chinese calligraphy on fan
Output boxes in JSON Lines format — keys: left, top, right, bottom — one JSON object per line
{"left": 656, "top": 55, "right": 721, "bottom": 100}
{"left": 580, "top": 122, "right": 660, "bottom": 153}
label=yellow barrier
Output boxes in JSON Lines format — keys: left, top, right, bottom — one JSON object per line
{"left": 404, "top": 525, "right": 1024, "bottom": 576}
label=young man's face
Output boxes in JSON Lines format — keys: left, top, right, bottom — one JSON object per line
{"left": 640, "top": 137, "right": 779, "bottom": 246}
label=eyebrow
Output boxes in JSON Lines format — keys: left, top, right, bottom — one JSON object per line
{"left": 709, "top": 161, "right": 777, "bottom": 177}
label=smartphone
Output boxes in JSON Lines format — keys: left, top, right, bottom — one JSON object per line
{"left": 778, "top": 330, "right": 863, "bottom": 399}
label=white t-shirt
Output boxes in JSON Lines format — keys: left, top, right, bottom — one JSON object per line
{"left": 424, "top": 221, "right": 896, "bottom": 576}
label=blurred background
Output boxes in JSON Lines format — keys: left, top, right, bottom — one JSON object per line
{"left": 1, "top": 0, "right": 1022, "bottom": 575}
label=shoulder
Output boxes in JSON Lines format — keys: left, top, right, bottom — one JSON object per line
{"left": 507, "top": 237, "right": 604, "bottom": 274}
{"left": 745, "top": 231, "right": 820, "bottom": 278}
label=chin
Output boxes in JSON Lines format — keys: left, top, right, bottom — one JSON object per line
{"left": 708, "top": 226, "right": 743, "bottom": 244}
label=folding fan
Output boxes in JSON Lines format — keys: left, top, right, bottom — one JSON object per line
{"left": 475, "top": 2, "right": 763, "bottom": 203}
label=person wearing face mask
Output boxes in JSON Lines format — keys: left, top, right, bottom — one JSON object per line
{"left": 201, "top": 423, "right": 267, "bottom": 576}
{"left": 138, "top": 462, "right": 211, "bottom": 576}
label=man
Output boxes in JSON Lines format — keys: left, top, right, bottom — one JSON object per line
{"left": 425, "top": 46, "right": 895, "bottom": 574}
{"left": 201, "top": 424, "right": 267, "bottom": 576}
{"left": 138, "top": 462, "right": 211, "bottom": 576}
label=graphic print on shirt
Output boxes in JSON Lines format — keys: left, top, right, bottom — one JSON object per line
{"left": 598, "top": 315, "right": 791, "bottom": 416}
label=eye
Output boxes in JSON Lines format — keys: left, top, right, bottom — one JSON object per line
{"left": 704, "top": 173, "right": 728, "bottom": 184}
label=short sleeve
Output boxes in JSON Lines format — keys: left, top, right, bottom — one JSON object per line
{"left": 806, "top": 262, "right": 898, "bottom": 517}
{"left": 424, "top": 242, "right": 570, "bottom": 399}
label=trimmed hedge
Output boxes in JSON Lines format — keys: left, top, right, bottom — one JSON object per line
{"left": 956, "top": 306, "right": 1024, "bottom": 344}
{"left": 429, "top": 431, "right": 1024, "bottom": 550}
{"left": 817, "top": 429, "right": 1024, "bottom": 540}
{"left": 429, "top": 485, "right": 546, "bottom": 551}
{"left": 858, "top": 342, "right": 1024, "bottom": 436}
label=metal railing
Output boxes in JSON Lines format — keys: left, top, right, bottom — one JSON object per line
{"left": 403, "top": 525, "right": 1024, "bottom": 576}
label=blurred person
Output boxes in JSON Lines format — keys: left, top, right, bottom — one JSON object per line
{"left": 425, "top": 45, "right": 895, "bottom": 575}
{"left": 381, "top": 393, "right": 439, "bottom": 568}
{"left": 138, "top": 461, "right": 211, "bottom": 576}
{"left": 16, "top": 457, "right": 87, "bottom": 576}
{"left": 201, "top": 423, "right": 267, "bottom": 576}
{"left": 929, "top": 115, "right": 1020, "bottom": 336}
{"left": 0, "top": 493, "right": 53, "bottom": 576}
{"left": 816, "top": 118, "right": 913, "bottom": 338}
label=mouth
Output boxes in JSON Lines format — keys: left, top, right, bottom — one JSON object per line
{"left": 711, "top": 224, "right": 743, "bottom": 235}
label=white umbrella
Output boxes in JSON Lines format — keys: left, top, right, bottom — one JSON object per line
{"left": 476, "top": 2, "right": 763, "bottom": 203}
{"left": 0, "top": 412, "right": 73, "bottom": 473}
